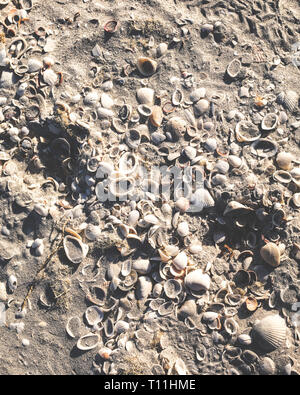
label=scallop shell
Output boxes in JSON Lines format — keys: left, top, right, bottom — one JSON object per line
{"left": 136, "top": 276, "right": 152, "bottom": 300}
{"left": 226, "top": 58, "right": 241, "bottom": 79}
{"left": 260, "top": 242, "right": 280, "bottom": 267}
{"left": 84, "top": 306, "right": 104, "bottom": 326}
{"left": 282, "top": 90, "right": 299, "bottom": 113}
{"left": 136, "top": 87, "right": 155, "bottom": 105}
{"left": 77, "top": 332, "right": 100, "bottom": 351}
{"left": 252, "top": 315, "right": 287, "bottom": 351}
{"left": 185, "top": 269, "right": 211, "bottom": 291}
{"left": 63, "top": 235, "right": 89, "bottom": 264}
{"left": 137, "top": 57, "right": 157, "bottom": 77}
{"left": 261, "top": 113, "right": 278, "bottom": 131}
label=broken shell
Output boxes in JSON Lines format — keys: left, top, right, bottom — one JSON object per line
{"left": 137, "top": 57, "right": 157, "bottom": 77}
{"left": 185, "top": 269, "right": 211, "bottom": 291}
{"left": 276, "top": 152, "right": 293, "bottom": 171}
{"left": 119, "top": 152, "right": 138, "bottom": 176}
{"left": 292, "top": 193, "right": 300, "bottom": 208}
{"left": 8, "top": 275, "right": 17, "bottom": 292}
{"left": 172, "top": 251, "right": 188, "bottom": 271}
{"left": 252, "top": 314, "right": 287, "bottom": 351}
{"left": 177, "top": 299, "right": 197, "bottom": 319}
{"left": 158, "top": 301, "right": 174, "bottom": 316}
{"left": 172, "top": 89, "right": 183, "bottom": 106}
{"left": 136, "top": 87, "right": 155, "bottom": 105}
{"left": 77, "top": 332, "right": 100, "bottom": 351}
{"left": 164, "top": 279, "right": 182, "bottom": 299}
{"left": 224, "top": 318, "right": 239, "bottom": 336}
{"left": 137, "top": 104, "right": 152, "bottom": 117}
{"left": 261, "top": 113, "right": 278, "bottom": 131}
{"left": 226, "top": 58, "right": 241, "bottom": 79}
{"left": 84, "top": 306, "right": 104, "bottom": 326}
{"left": 66, "top": 316, "right": 82, "bottom": 339}
{"left": 136, "top": 276, "right": 152, "bottom": 300}
{"left": 173, "top": 358, "right": 187, "bottom": 375}
{"left": 175, "top": 197, "right": 190, "bottom": 213}
{"left": 63, "top": 235, "right": 89, "bottom": 264}
{"left": 236, "top": 120, "right": 261, "bottom": 142}
{"left": 260, "top": 242, "right": 281, "bottom": 267}
{"left": 273, "top": 170, "right": 292, "bottom": 184}
{"left": 166, "top": 116, "right": 187, "bottom": 139}
{"left": 104, "top": 318, "right": 115, "bottom": 337}
{"left": 98, "top": 347, "right": 112, "bottom": 360}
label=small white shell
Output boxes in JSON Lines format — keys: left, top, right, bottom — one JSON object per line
{"left": 28, "top": 58, "right": 43, "bottom": 73}
{"left": 276, "top": 152, "right": 293, "bottom": 170}
{"left": 8, "top": 275, "right": 17, "bottom": 292}
{"left": 177, "top": 222, "right": 190, "bottom": 237}
{"left": 194, "top": 99, "right": 209, "bottom": 117}
{"left": 273, "top": 170, "right": 292, "bottom": 184}
{"left": 174, "top": 358, "right": 187, "bottom": 375}
{"left": 84, "top": 306, "right": 104, "bottom": 326}
{"left": 136, "top": 87, "right": 155, "bottom": 105}
{"left": 173, "top": 251, "right": 188, "bottom": 270}
{"left": 136, "top": 276, "right": 152, "bottom": 300}
{"left": 43, "top": 68, "right": 58, "bottom": 86}
{"left": 66, "top": 316, "right": 82, "bottom": 339}
{"left": 63, "top": 236, "right": 89, "bottom": 264}
{"left": 261, "top": 113, "right": 278, "bottom": 131}
{"left": 164, "top": 279, "right": 182, "bottom": 299}
{"left": 77, "top": 332, "right": 100, "bottom": 351}
{"left": 228, "top": 155, "right": 242, "bottom": 168}
{"left": 132, "top": 258, "right": 151, "bottom": 274}
{"left": 100, "top": 93, "right": 114, "bottom": 109}
{"left": 190, "top": 88, "right": 206, "bottom": 103}
{"left": 114, "top": 320, "right": 129, "bottom": 334}
{"left": 175, "top": 197, "right": 190, "bottom": 213}
{"left": 237, "top": 334, "right": 252, "bottom": 346}
{"left": 224, "top": 318, "right": 239, "bottom": 336}
{"left": 185, "top": 269, "right": 211, "bottom": 291}
{"left": 226, "top": 58, "right": 241, "bottom": 78}
{"left": 189, "top": 188, "right": 214, "bottom": 213}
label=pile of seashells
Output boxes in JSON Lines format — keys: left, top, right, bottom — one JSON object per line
{"left": 0, "top": 0, "right": 299, "bottom": 375}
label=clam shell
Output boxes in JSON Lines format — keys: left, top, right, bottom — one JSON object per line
{"left": 177, "top": 222, "right": 190, "bottom": 237}
{"left": 194, "top": 99, "right": 209, "bottom": 117}
{"left": 276, "top": 152, "right": 293, "bottom": 170}
{"left": 136, "top": 87, "right": 155, "bottom": 105}
{"left": 132, "top": 258, "right": 151, "bottom": 274}
{"left": 158, "top": 301, "right": 174, "bottom": 316}
{"left": 137, "top": 57, "right": 157, "bottom": 77}
{"left": 137, "top": 104, "right": 152, "bottom": 117}
{"left": 226, "top": 58, "right": 241, "bottom": 79}
{"left": 189, "top": 188, "right": 214, "bottom": 213}
{"left": 164, "top": 279, "right": 182, "bottom": 299}
{"left": 119, "top": 152, "right": 138, "bottom": 176}
{"left": 104, "top": 318, "right": 115, "bottom": 337}
{"left": 173, "top": 251, "right": 188, "bottom": 270}
{"left": 185, "top": 269, "right": 211, "bottom": 291}
{"left": 66, "top": 316, "right": 82, "bottom": 339}
{"left": 63, "top": 235, "right": 89, "bottom": 264}
{"left": 77, "top": 332, "right": 100, "bottom": 351}
{"left": 166, "top": 117, "right": 187, "bottom": 139}
{"left": 224, "top": 318, "right": 239, "bottom": 336}
{"left": 260, "top": 242, "right": 280, "bottom": 267}
{"left": 28, "top": 58, "right": 43, "bottom": 73}
{"left": 237, "top": 334, "right": 252, "bottom": 346}
{"left": 261, "top": 113, "right": 278, "bottom": 131}
{"left": 114, "top": 320, "right": 129, "bottom": 334}
{"left": 190, "top": 88, "right": 206, "bottom": 103}
{"left": 252, "top": 314, "right": 287, "bottom": 351}
{"left": 43, "top": 68, "right": 58, "bottom": 86}
{"left": 136, "top": 276, "right": 152, "bottom": 300}
{"left": 84, "top": 306, "right": 104, "bottom": 326}
{"left": 177, "top": 299, "right": 196, "bottom": 319}
{"left": 156, "top": 42, "right": 168, "bottom": 57}
{"left": 8, "top": 274, "right": 17, "bottom": 292}
{"left": 273, "top": 170, "right": 292, "bottom": 184}
{"left": 236, "top": 120, "right": 261, "bottom": 142}
{"left": 259, "top": 357, "right": 276, "bottom": 375}
{"left": 96, "top": 107, "right": 114, "bottom": 119}
{"left": 251, "top": 138, "right": 278, "bottom": 158}
{"left": 101, "top": 93, "right": 114, "bottom": 109}
{"left": 149, "top": 105, "right": 163, "bottom": 127}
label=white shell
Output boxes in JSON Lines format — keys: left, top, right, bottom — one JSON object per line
{"left": 136, "top": 276, "right": 152, "bottom": 299}
{"left": 136, "top": 87, "right": 155, "bottom": 105}
{"left": 63, "top": 236, "right": 89, "bottom": 264}
{"left": 173, "top": 251, "right": 188, "bottom": 270}
{"left": 252, "top": 315, "right": 287, "bottom": 351}
{"left": 224, "top": 318, "right": 239, "bottom": 336}
{"left": 84, "top": 90, "right": 99, "bottom": 106}
{"left": 202, "top": 312, "right": 219, "bottom": 322}
{"left": 76, "top": 332, "right": 100, "bottom": 351}
{"left": 276, "top": 152, "right": 293, "bottom": 170}
{"left": 273, "top": 170, "right": 292, "bottom": 184}
{"left": 194, "top": 99, "right": 209, "bottom": 117}
{"left": 189, "top": 188, "right": 214, "bottom": 213}
{"left": 66, "top": 316, "right": 82, "bottom": 338}
{"left": 226, "top": 58, "right": 241, "bottom": 78}
{"left": 43, "top": 68, "right": 58, "bottom": 86}
{"left": 228, "top": 155, "right": 242, "bottom": 168}
{"left": 84, "top": 306, "right": 104, "bottom": 326}
{"left": 185, "top": 269, "right": 211, "bottom": 291}
{"left": 237, "top": 334, "right": 252, "bottom": 346}
{"left": 0, "top": 282, "right": 7, "bottom": 302}
{"left": 8, "top": 275, "right": 17, "bottom": 292}
{"left": 128, "top": 210, "right": 140, "bottom": 226}
{"left": 164, "top": 279, "right": 182, "bottom": 299}
{"left": 28, "top": 58, "right": 43, "bottom": 73}
{"left": 190, "top": 88, "right": 206, "bottom": 103}
{"left": 96, "top": 107, "right": 114, "bottom": 119}
{"left": 156, "top": 42, "right": 168, "bottom": 57}
{"left": 213, "top": 160, "right": 230, "bottom": 174}
{"left": 100, "top": 93, "right": 114, "bottom": 109}
{"left": 132, "top": 258, "right": 151, "bottom": 274}
{"left": 282, "top": 90, "right": 299, "bottom": 113}
{"left": 177, "top": 222, "right": 190, "bottom": 237}
{"left": 175, "top": 197, "right": 190, "bottom": 212}
{"left": 114, "top": 320, "right": 129, "bottom": 334}
{"left": 261, "top": 113, "right": 278, "bottom": 131}
{"left": 174, "top": 358, "right": 187, "bottom": 375}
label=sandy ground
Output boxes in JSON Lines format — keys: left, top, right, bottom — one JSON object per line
{"left": 0, "top": 0, "right": 300, "bottom": 375}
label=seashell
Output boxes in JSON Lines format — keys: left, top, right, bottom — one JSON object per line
{"left": 185, "top": 269, "right": 211, "bottom": 291}
{"left": 190, "top": 88, "right": 206, "bottom": 103}
{"left": 158, "top": 301, "right": 174, "bottom": 316}
{"left": 156, "top": 42, "right": 168, "bottom": 57}
{"left": 224, "top": 293, "right": 242, "bottom": 306}
{"left": 175, "top": 197, "right": 190, "bottom": 213}
{"left": 204, "top": 137, "right": 217, "bottom": 152}
{"left": 96, "top": 107, "right": 114, "bottom": 119}
{"left": 114, "top": 320, "right": 129, "bottom": 334}
{"left": 166, "top": 117, "right": 187, "bottom": 139}
{"left": 132, "top": 258, "right": 151, "bottom": 274}
{"left": 260, "top": 242, "right": 280, "bottom": 267}
{"left": 236, "top": 120, "right": 261, "bottom": 142}
{"left": 8, "top": 275, "right": 17, "bottom": 292}
{"left": 136, "top": 87, "right": 155, "bottom": 105}
{"left": 224, "top": 318, "right": 239, "bottom": 336}
{"left": 223, "top": 201, "right": 252, "bottom": 216}
{"left": 77, "top": 332, "right": 100, "bottom": 351}
{"left": 173, "top": 358, "right": 187, "bottom": 375}
{"left": 27, "top": 58, "right": 43, "bottom": 73}
{"left": 177, "top": 222, "right": 189, "bottom": 238}
{"left": 137, "top": 104, "right": 152, "bottom": 117}
{"left": 213, "top": 160, "right": 230, "bottom": 174}
{"left": 98, "top": 347, "right": 112, "bottom": 360}
{"left": 177, "top": 299, "right": 197, "bottom": 320}
{"left": 149, "top": 105, "right": 163, "bottom": 127}
{"left": 137, "top": 57, "right": 157, "bottom": 77}
{"left": 104, "top": 20, "right": 118, "bottom": 33}
{"left": 281, "top": 90, "right": 299, "bottom": 113}
{"left": 0, "top": 71, "right": 14, "bottom": 89}
{"left": 237, "top": 334, "right": 252, "bottom": 346}
{"left": 172, "top": 251, "right": 188, "bottom": 271}
{"left": 202, "top": 311, "right": 219, "bottom": 322}
{"left": 100, "top": 93, "right": 114, "bottom": 109}
{"left": 183, "top": 146, "right": 197, "bottom": 160}
{"left": 259, "top": 357, "right": 276, "bottom": 375}
{"left": 172, "top": 89, "right": 183, "bottom": 106}
{"left": 251, "top": 138, "right": 278, "bottom": 158}
{"left": 188, "top": 242, "right": 202, "bottom": 254}
{"left": 128, "top": 210, "right": 140, "bottom": 226}
{"left": 273, "top": 170, "right": 292, "bottom": 184}
{"left": 0, "top": 282, "right": 7, "bottom": 303}
{"left": 164, "top": 279, "right": 182, "bottom": 299}
{"left": 276, "top": 152, "right": 293, "bottom": 171}
{"left": 292, "top": 193, "right": 300, "bottom": 208}
{"left": 252, "top": 314, "right": 287, "bottom": 351}
{"left": 43, "top": 68, "right": 58, "bottom": 86}
{"left": 63, "top": 235, "right": 88, "bottom": 264}
{"left": 66, "top": 316, "right": 82, "bottom": 339}
{"left": 194, "top": 99, "right": 209, "bottom": 117}
{"left": 104, "top": 318, "right": 115, "bottom": 337}
{"left": 0, "top": 46, "right": 8, "bottom": 67}
{"left": 226, "top": 58, "right": 241, "bottom": 79}
{"left": 119, "top": 152, "right": 138, "bottom": 176}
{"left": 125, "top": 128, "right": 141, "bottom": 149}
{"left": 245, "top": 296, "right": 258, "bottom": 312}
{"left": 84, "top": 306, "right": 104, "bottom": 326}
{"left": 261, "top": 113, "right": 278, "bottom": 131}
{"left": 136, "top": 276, "right": 152, "bottom": 300}
{"left": 189, "top": 188, "right": 214, "bottom": 213}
